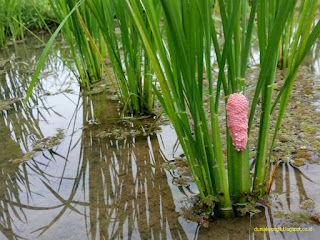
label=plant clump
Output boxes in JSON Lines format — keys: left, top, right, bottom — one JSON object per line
{"left": 180, "top": 195, "right": 219, "bottom": 228}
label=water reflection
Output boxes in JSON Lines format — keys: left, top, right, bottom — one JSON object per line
{"left": 42, "top": 94, "right": 187, "bottom": 239}
{"left": 0, "top": 35, "right": 81, "bottom": 239}
{"left": 0, "top": 35, "right": 75, "bottom": 153}
{"left": 303, "top": 20, "right": 320, "bottom": 75}
{"left": 80, "top": 129, "right": 185, "bottom": 238}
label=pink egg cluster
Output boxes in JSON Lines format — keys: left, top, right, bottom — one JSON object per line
{"left": 226, "top": 93, "right": 248, "bottom": 151}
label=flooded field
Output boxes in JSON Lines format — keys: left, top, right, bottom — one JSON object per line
{"left": 0, "top": 35, "right": 320, "bottom": 240}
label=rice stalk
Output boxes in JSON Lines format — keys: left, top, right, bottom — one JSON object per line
{"left": 48, "top": 0, "right": 102, "bottom": 85}
{"left": 86, "top": 0, "right": 156, "bottom": 114}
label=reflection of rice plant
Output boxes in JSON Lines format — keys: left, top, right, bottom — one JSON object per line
{"left": 77, "top": 133, "right": 187, "bottom": 239}
{"left": 0, "top": 148, "right": 76, "bottom": 239}
{"left": 0, "top": 39, "right": 72, "bottom": 151}
{"left": 0, "top": 164, "right": 30, "bottom": 239}
{"left": 0, "top": 40, "right": 79, "bottom": 238}
{"left": 14, "top": 97, "right": 188, "bottom": 238}
{"left": 79, "top": 96, "right": 187, "bottom": 239}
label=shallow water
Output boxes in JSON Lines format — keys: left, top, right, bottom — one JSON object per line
{"left": 0, "top": 36, "right": 320, "bottom": 240}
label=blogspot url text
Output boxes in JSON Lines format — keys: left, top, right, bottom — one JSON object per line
{"left": 254, "top": 227, "right": 312, "bottom": 232}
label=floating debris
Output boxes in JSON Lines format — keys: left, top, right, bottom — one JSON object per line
{"left": 95, "top": 131, "right": 113, "bottom": 138}
{"left": 106, "top": 95, "right": 119, "bottom": 101}
{"left": 162, "top": 162, "right": 176, "bottom": 170}
{"left": 31, "top": 129, "right": 65, "bottom": 151}
{"left": 10, "top": 129, "right": 66, "bottom": 164}
{"left": 38, "top": 71, "right": 53, "bottom": 78}
{"left": 279, "top": 135, "right": 290, "bottom": 143}
{"left": 292, "top": 159, "right": 306, "bottom": 167}
{"left": 9, "top": 151, "right": 36, "bottom": 164}
{"left": 179, "top": 195, "right": 219, "bottom": 228}
{"left": 88, "top": 119, "right": 101, "bottom": 125}
{"left": 0, "top": 57, "right": 19, "bottom": 67}
{"left": 300, "top": 200, "right": 315, "bottom": 210}
{"left": 162, "top": 158, "right": 194, "bottom": 186}
{"left": 90, "top": 86, "right": 105, "bottom": 95}
{"left": 41, "top": 88, "right": 74, "bottom": 97}
{"left": 273, "top": 199, "right": 319, "bottom": 228}
{"left": 0, "top": 98, "right": 20, "bottom": 111}
{"left": 236, "top": 202, "right": 261, "bottom": 216}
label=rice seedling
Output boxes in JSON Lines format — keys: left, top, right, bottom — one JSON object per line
{"left": 24, "top": 0, "right": 90, "bottom": 105}
{"left": 277, "top": 1, "right": 314, "bottom": 70}
{"left": 0, "top": 0, "right": 5, "bottom": 47}
{"left": 262, "top": 0, "right": 320, "bottom": 195}
{"left": 126, "top": 0, "right": 236, "bottom": 217}
{"left": 0, "top": 14, "right": 5, "bottom": 47}
{"left": 0, "top": 0, "right": 57, "bottom": 47}
{"left": 21, "top": 0, "right": 56, "bottom": 31}
{"left": 125, "top": 0, "right": 320, "bottom": 217}
{"left": 86, "top": 0, "right": 157, "bottom": 114}
{"left": 26, "top": 0, "right": 156, "bottom": 115}
{"left": 48, "top": 0, "right": 103, "bottom": 85}
{"left": 0, "top": 0, "right": 24, "bottom": 45}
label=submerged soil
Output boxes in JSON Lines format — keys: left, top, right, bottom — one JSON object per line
{"left": 0, "top": 35, "right": 320, "bottom": 240}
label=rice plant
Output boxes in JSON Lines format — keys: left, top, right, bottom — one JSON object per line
{"left": 50, "top": 0, "right": 160, "bottom": 114}
{"left": 26, "top": 0, "right": 156, "bottom": 115}
{"left": 0, "top": 0, "right": 24, "bottom": 45}
{"left": 125, "top": 0, "right": 320, "bottom": 217}
{"left": 0, "top": 0, "right": 57, "bottom": 47}
{"left": 0, "top": 8, "right": 5, "bottom": 47}
{"left": 86, "top": 0, "right": 157, "bottom": 114}
{"left": 48, "top": 0, "right": 103, "bottom": 85}
{"left": 262, "top": 0, "right": 320, "bottom": 194}
{"left": 277, "top": 0, "right": 315, "bottom": 70}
